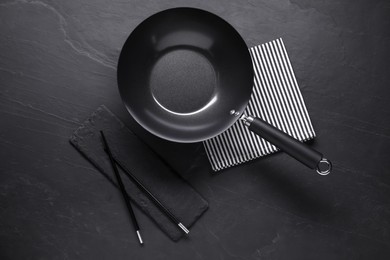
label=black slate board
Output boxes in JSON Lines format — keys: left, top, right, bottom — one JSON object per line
{"left": 69, "top": 105, "right": 208, "bottom": 241}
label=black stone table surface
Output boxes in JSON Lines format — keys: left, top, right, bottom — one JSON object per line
{"left": 1, "top": 0, "right": 390, "bottom": 259}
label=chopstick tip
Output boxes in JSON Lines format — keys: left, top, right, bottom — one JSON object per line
{"left": 136, "top": 230, "right": 144, "bottom": 245}
{"left": 178, "top": 223, "right": 190, "bottom": 235}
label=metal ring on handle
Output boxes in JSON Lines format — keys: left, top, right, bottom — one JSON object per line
{"left": 316, "top": 158, "right": 332, "bottom": 175}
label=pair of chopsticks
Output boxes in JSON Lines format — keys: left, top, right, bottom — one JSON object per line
{"left": 100, "top": 131, "right": 189, "bottom": 245}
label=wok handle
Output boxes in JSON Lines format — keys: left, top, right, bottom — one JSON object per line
{"left": 242, "top": 116, "right": 331, "bottom": 175}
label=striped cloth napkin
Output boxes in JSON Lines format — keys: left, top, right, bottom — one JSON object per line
{"left": 203, "top": 38, "right": 316, "bottom": 172}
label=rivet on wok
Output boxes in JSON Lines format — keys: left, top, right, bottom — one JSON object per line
{"left": 230, "top": 110, "right": 240, "bottom": 116}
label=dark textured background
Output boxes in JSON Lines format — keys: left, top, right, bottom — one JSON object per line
{"left": 1, "top": 0, "right": 389, "bottom": 259}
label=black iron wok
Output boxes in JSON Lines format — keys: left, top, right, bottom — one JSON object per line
{"left": 117, "top": 7, "right": 331, "bottom": 175}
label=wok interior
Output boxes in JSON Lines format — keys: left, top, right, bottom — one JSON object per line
{"left": 118, "top": 8, "right": 254, "bottom": 142}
